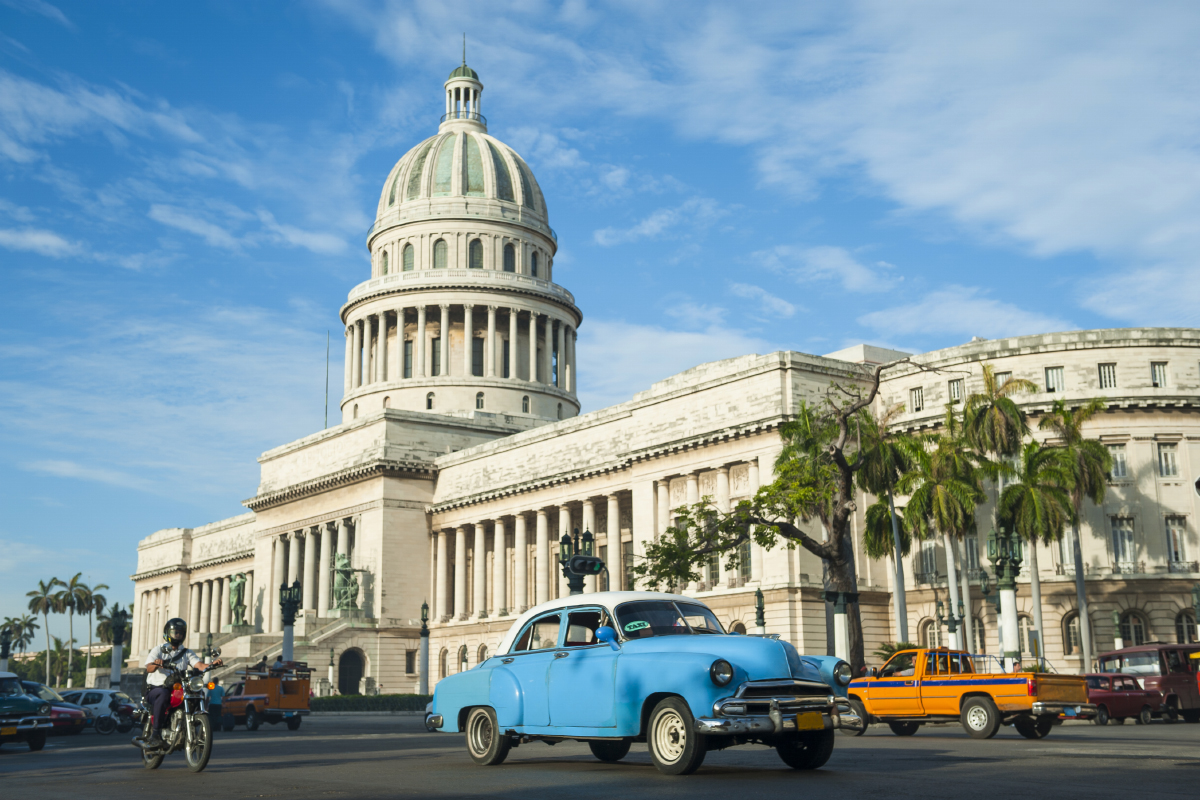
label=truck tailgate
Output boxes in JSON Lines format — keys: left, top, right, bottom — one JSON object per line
{"left": 1035, "top": 675, "right": 1088, "bottom": 703}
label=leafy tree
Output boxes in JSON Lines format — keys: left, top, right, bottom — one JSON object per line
{"left": 11, "top": 614, "right": 38, "bottom": 654}
{"left": 27, "top": 578, "right": 63, "bottom": 685}
{"left": 56, "top": 573, "right": 91, "bottom": 685}
{"left": 873, "top": 641, "right": 919, "bottom": 662}
{"left": 77, "top": 582, "right": 109, "bottom": 674}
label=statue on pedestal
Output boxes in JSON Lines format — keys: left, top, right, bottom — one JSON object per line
{"left": 333, "top": 553, "right": 359, "bottom": 611}
{"left": 229, "top": 572, "right": 248, "bottom": 626}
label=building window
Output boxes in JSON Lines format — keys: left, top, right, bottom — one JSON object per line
{"left": 531, "top": 251, "right": 539, "bottom": 277}
{"left": 738, "top": 539, "right": 752, "bottom": 583}
{"left": 964, "top": 536, "right": 980, "bottom": 573}
{"left": 433, "top": 238, "right": 447, "bottom": 269}
{"left": 426, "top": 392, "right": 435, "bottom": 410}
{"left": 478, "top": 644, "right": 489, "bottom": 663}
{"left": 475, "top": 391, "right": 484, "bottom": 410}
{"left": 1059, "top": 524, "right": 1078, "bottom": 568}
{"left": 403, "top": 243, "right": 414, "bottom": 271}
{"left": 1045, "top": 366, "right": 1064, "bottom": 393}
{"left": 556, "top": 403, "right": 563, "bottom": 420}
{"left": 1098, "top": 363, "right": 1116, "bottom": 389}
{"left": 1111, "top": 516, "right": 1135, "bottom": 567}
{"left": 909, "top": 387, "right": 924, "bottom": 413}
{"left": 1151, "top": 361, "right": 1167, "bottom": 387}
{"left": 458, "top": 645, "right": 468, "bottom": 672}
{"left": 521, "top": 395, "right": 529, "bottom": 413}
{"left": 623, "top": 549, "right": 635, "bottom": 591}
{"left": 352, "top": 404, "right": 358, "bottom": 419}
{"left": 1176, "top": 611, "right": 1197, "bottom": 644}
{"left": 1120, "top": 612, "right": 1147, "bottom": 646}
{"left": 404, "top": 649, "right": 416, "bottom": 674}
{"left": 920, "top": 618, "right": 942, "bottom": 649}
{"left": 403, "top": 339, "right": 413, "bottom": 378}
{"left": 1064, "top": 613, "right": 1081, "bottom": 655}
{"left": 1018, "top": 615, "right": 1034, "bottom": 656}
{"left": 948, "top": 378, "right": 963, "bottom": 402}
{"left": 995, "top": 371, "right": 1012, "bottom": 385}
{"left": 472, "top": 338, "right": 484, "bottom": 377}
{"left": 1166, "top": 516, "right": 1187, "bottom": 565}
{"left": 439, "top": 648, "right": 448, "bottom": 679}
{"left": 1158, "top": 443, "right": 1179, "bottom": 477}
{"left": 469, "top": 238, "right": 483, "bottom": 269}
{"left": 916, "top": 538, "right": 938, "bottom": 579}
{"left": 432, "top": 337, "right": 441, "bottom": 375}
{"left": 503, "top": 243, "right": 516, "bottom": 272}
{"left": 972, "top": 618, "right": 986, "bottom": 654}
{"left": 705, "top": 553, "right": 719, "bottom": 587}
{"left": 1107, "top": 444, "right": 1127, "bottom": 478}
{"left": 383, "top": 396, "right": 390, "bottom": 409}
{"left": 730, "top": 621, "right": 747, "bottom": 635}
{"left": 381, "top": 250, "right": 389, "bottom": 275}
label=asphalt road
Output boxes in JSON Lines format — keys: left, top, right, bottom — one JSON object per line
{"left": 3, "top": 715, "right": 1198, "bottom": 799}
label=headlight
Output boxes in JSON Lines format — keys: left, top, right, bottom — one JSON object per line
{"left": 189, "top": 675, "right": 206, "bottom": 692}
{"left": 39, "top": 703, "right": 50, "bottom": 715}
{"left": 833, "top": 661, "right": 853, "bottom": 686}
{"left": 710, "top": 659, "right": 734, "bottom": 687}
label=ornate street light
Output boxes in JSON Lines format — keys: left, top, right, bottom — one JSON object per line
{"left": 559, "top": 528, "right": 605, "bottom": 596}
{"left": 108, "top": 606, "right": 130, "bottom": 689}
{"left": 0, "top": 626, "right": 11, "bottom": 673}
{"left": 1192, "top": 584, "right": 1200, "bottom": 644}
{"left": 754, "top": 588, "right": 766, "bottom": 635}
{"left": 418, "top": 600, "right": 431, "bottom": 696}
{"left": 987, "top": 527, "right": 1023, "bottom": 668}
{"left": 279, "top": 580, "right": 302, "bottom": 662}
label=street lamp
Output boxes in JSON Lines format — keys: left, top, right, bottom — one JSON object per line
{"left": 418, "top": 600, "right": 431, "bottom": 696}
{"left": 0, "top": 626, "right": 11, "bottom": 673}
{"left": 754, "top": 588, "right": 766, "bottom": 635}
{"left": 109, "top": 606, "right": 129, "bottom": 689}
{"left": 1192, "top": 584, "right": 1200, "bottom": 644}
{"left": 559, "top": 528, "right": 605, "bottom": 595}
{"left": 821, "top": 589, "right": 859, "bottom": 662}
{"left": 987, "top": 527, "right": 1023, "bottom": 669}
{"left": 936, "top": 598, "right": 960, "bottom": 647}
{"left": 279, "top": 580, "right": 302, "bottom": 662}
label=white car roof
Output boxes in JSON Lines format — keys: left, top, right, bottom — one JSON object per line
{"left": 496, "top": 591, "right": 702, "bottom": 655}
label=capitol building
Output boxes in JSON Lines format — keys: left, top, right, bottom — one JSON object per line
{"left": 129, "top": 64, "right": 1200, "bottom": 691}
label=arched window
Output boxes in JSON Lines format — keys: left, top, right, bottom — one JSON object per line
{"left": 1176, "top": 610, "right": 1197, "bottom": 644}
{"left": 557, "top": 402, "right": 563, "bottom": 420}
{"left": 920, "top": 618, "right": 942, "bottom": 649}
{"left": 402, "top": 243, "right": 414, "bottom": 271}
{"left": 1018, "top": 615, "right": 1034, "bottom": 655}
{"left": 730, "top": 622, "right": 747, "bottom": 635}
{"left": 521, "top": 395, "right": 529, "bottom": 413}
{"left": 383, "top": 396, "right": 390, "bottom": 409}
{"left": 352, "top": 404, "right": 358, "bottom": 419}
{"left": 458, "top": 645, "right": 469, "bottom": 672}
{"left": 433, "top": 238, "right": 447, "bottom": 269}
{"left": 972, "top": 618, "right": 986, "bottom": 654}
{"left": 475, "top": 391, "right": 484, "bottom": 410}
{"left": 1064, "top": 613, "right": 1081, "bottom": 655}
{"left": 469, "top": 238, "right": 483, "bottom": 269}
{"left": 478, "top": 644, "right": 489, "bottom": 663}
{"left": 426, "top": 392, "right": 435, "bottom": 410}
{"left": 381, "top": 250, "right": 389, "bottom": 275}
{"left": 1121, "top": 612, "right": 1148, "bottom": 646}
{"left": 439, "top": 648, "right": 448, "bottom": 679}
{"left": 530, "top": 251, "right": 539, "bottom": 277}
{"left": 503, "top": 243, "right": 516, "bottom": 272}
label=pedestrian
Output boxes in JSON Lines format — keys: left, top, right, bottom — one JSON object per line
{"left": 207, "top": 677, "right": 225, "bottom": 728}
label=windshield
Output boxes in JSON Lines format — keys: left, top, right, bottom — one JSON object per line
{"left": 114, "top": 692, "right": 132, "bottom": 703}
{"left": 1099, "top": 653, "right": 1161, "bottom": 676}
{"left": 26, "top": 684, "right": 64, "bottom": 702}
{"left": 615, "top": 601, "right": 725, "bottom": 639}
{"left": 0, "top": 677, "right": 24, "bottom": 697}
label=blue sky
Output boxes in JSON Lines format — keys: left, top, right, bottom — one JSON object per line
{"left": 3, "top": 0, "right": 1199, "bottom": 643}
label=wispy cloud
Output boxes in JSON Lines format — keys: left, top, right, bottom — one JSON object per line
{"left": 0, "top": 0, "right": 73, "bottom": 29}
{"left": 756, "top": 245, "right": 896, "bottom": 293}
{"left": 729, "top": 283, "right": 797, "bottom": 317}
{"left": 857, "top": 285, "right": 1073, "bottom": 340}
{"left": 148, "top": 204, "right": 243, "bottom": 250}
{"left": 593, "top": 196, "right": 722, "bottom": 245}
{"left": 0, "top": 226, "right": 82, "bottom": 257}
{"left": 22, "top": 459, "right": 152, "bottom": 491}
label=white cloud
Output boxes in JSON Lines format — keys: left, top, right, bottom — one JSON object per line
{"left": 22, "top": 459, "right": 152, "bottom": 491}
{"left": 0, "top": 0, "right": 72, "bottom": 28}
{"left": 729, "top": 283, "right": 796, "bottom": 318}
{"left": 756, "top": 245, "right": 895, "bottom": 293}
{"left": 148, "top": 204, "right": 242, "bottom": 250}
{"left": 505, "top": 127, "right": 586, "bottom": 171}
{"left": 593, "top": 197, "right": 722, "bottom": 246}
{"left": 857, "top": 285, "right": 1073, "bottom": 340}
{"left": 0, "top": 226, "right": 82, "bottom": 257}
{"left": 257, "top": 209, "right": 348, "bottom": 255}
{"left": 1079, "top": 263, "right": 1200, "bottom": 327}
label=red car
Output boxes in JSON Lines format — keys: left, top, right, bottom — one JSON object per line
{"left": 1097, "top": 643, "right": 1200, "bottom": 722}
{"left": 21, "top": 681, "right": 88, "bottom": 735}
{"left": 1085, "top": 673, "right": 1163, "bottom": 725}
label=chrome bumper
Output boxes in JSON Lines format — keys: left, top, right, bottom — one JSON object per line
{"left": 696, "top": 698, "right": 862, "bottom": 736}
{"left": 0, "top": 716, "right": 53, "bottom": 733}
{"left": 1031, "top": 701, "right": 1097, "bottom": 719}
{"left": 426, "top": 713, "right": 444, "bottom": 730}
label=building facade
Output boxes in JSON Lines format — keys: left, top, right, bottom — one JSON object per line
{"left": 129, "top": 65, "right": 1200, "bottom": 692}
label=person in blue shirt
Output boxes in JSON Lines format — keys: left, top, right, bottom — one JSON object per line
{"left": 207, "top": 678, "right": 226, "bottom": 727}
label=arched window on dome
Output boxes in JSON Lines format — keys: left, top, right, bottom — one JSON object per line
{"left": 353, "top": 404, "right": 359, "bottom": 419}
{"left": 476, "top": 392, "right": 484, "bottom": 410}
{"left": 402, "top": 243, "right": 414, "bottom": 272}
{"left": 426, "top": 392, "right": 435, "bottom": 411}
{"left": 503, "top": 243, "right": 516, "bottom": 273}
{"left": 530, "top": 251, "right": 539, "bottom": 278}
{"left": 469, "top": 238, "right": 483, "bottom": 270}
{"left": 381, "top": 250, "right": 389, "bottom": 275}
{"left": 557, "top": 403, "right": 563, "bottom": 420}
{"left": 383, "top": 396, "right": 390, "bottom": 409}
{"left": 521, "top": 396, "right": 529, "bottom": 413}
{"left": 388, "top": 174, "right": 399, "bottom": 206}
{"left": 433, "top": 239, "right": 447, "bottom": 269}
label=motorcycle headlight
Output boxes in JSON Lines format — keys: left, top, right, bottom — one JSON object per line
{"left": 710, "top": 659, "right": 735, "bottom": 687}
{"left": 189, "top": 675, "right": 206, "bottom": 692}
{"left": 833, "top": 661, "right": 853, "bottom": 686}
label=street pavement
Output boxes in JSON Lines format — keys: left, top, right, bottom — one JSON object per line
{"left": 2, "top": 715, "right": 1197, "bottom": 799}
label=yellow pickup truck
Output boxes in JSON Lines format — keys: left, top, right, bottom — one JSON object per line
{"left": 847, "top": 648, "right": 1095, "bottom": 739}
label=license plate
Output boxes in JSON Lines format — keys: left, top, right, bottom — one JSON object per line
{"left": 1, "top": 726, "right": 16, "bottom": 736}
{"left": 796, "top": 712, "right": 823, "bottom": 731}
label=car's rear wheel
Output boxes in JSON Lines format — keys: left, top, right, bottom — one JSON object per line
{"left": 245, "top": 707, "right": 261, "bottom": 731}
{"left": 1094, "top": 706, "right": 1109, "bottom": 726}
{"left": 26, "top": 731, "right": 46, "bottom": 752}
{"left": 960, "top": 697, "right": 1001, "bottom": 739}
{"left": 1015, "top": 715, "right": 1054, "bottom": 739}
{"left": 888, "top": 721, "right": 919, "bottom": 736}
{"left": 776, "top": 729, "right": 835, "bottom": 770}
{"left": 589, "top": 739, "right": 632, "bottom": 762}
{"left": 647, "top": 697, "right": 706, "bottom": 775}
{"left": 286, "top": 716, "right": 302, "bottom": 731}
{"left": 840, "top": 699, "right": 868, "bottom": 736}
{"left": 465, "top": 707, "right": 510, "bottom": 766}
{"left": 1136, "top": 706, "right": 1152, "bottom": 725}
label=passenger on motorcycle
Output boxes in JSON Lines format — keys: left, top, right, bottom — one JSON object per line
{"left": 143, "top": 618, "right": 221, "bottom": 748}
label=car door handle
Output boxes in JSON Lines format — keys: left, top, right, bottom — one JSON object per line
{"left": 502, "top": 658, "right": 513, "bottom": 664}
{"left": 904, "top": 681, "right": 914, "bottom": 686}
{"left": 555, "top": 651, "right": 570, "bottom": 659}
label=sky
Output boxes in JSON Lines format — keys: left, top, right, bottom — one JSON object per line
{"left": 3, "top": 0, "right": 1199, "bottom": 647}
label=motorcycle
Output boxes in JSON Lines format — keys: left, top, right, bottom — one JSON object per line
{"left": 132, "top": 645, "right": 221, "bottom": 772}
{"left": 96, "top": 697, "right": 136, "bottom": 735}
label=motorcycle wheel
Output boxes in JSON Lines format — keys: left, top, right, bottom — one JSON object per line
{"left": 95, "top": 715, "right": 117, "bottom": 735}
{"left": 117, "top": 715, "right": 135, "bottom": 734}
{"left": 141, "top": 720, "right": 164, "bottom": 770}
{"left": 185, "top": 712, "right": 213, "bottom": 773}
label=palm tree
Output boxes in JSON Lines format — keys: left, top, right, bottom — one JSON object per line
{"left": 56, "top": 573, "right": 90, "bottom": 686}
{"left": 964, "top": 364, "right": 1038, "bottom": 457}
{"left": 11, "top": 614, "right": 38, "bottom": 654}
{"left": 1039, "top": 398, "right": 1112, "bottom": 672}
{"left": 77, "top": 582, "right": 109, "bottom": 674}
{"left": 27, "top": 579, "right": 64, "bottom": 685}
{"left": 856, "top": 405, "right": 917, "bottom": 642}
{"left": 48, "top": 636, "right": 72, "bottom": 687}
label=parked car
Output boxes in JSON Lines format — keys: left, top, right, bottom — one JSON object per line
{"left": 61, "top": 689, "right": 136, "bottom": 729}
{"left": 1084, "top": 673, "right": 1163, "bottom": 725}
{"left": 429, "top": 591, "right": 859, "bottom": 775}
{"left": 1097, "top": 643, "right": 1200, "bottom": 722}
{"left": 0, "top": 672, "right": 53, "bottom": 751}
{"left": 20, "top": 681, "right": 88, "bottom": 735}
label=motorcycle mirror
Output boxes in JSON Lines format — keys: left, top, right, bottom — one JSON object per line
{"left": 596, "top": 626, "right": 621, "bottom": 651}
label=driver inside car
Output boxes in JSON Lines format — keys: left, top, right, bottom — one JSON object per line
{"left": 142, "top": 618, "right": 220, "bottom": 748}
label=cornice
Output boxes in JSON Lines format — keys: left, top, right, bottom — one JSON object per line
{"left": 132, "top": 565, "right": 190, "bottom": 582}
{"left": 244, "top": 458, "right": 436, "bottom": 512}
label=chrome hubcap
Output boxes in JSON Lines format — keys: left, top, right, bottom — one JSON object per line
{"left": 468, "top": 711, "right": 493, "bottom": 756}
{"left": 966, "top": 707, "right": 988, "bottom": 730}
{"left": 652, "top": 709, "right": 686, "bottom": 764}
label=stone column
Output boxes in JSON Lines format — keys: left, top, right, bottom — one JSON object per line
{"left": 416, "top": 305, "right": 427, "bottom": 377}
{"left": 543, "top": 320, "right": 554, "bottom": 390}
{"left": 463, "top": 304, "right": 474, "bottom": 376}
{"left": 554, "top": 319, "right": 564, "bottom": 388}
{"left": 439, "top": 304, "right": 450, "bottom": 376}
{"left": 436, "top": 530, "right": 450, "bottom": 621}
{"left": 657, "top": 479, "right": 670, "bottom": 539}
{"left": 272, "top": 536, "right": 286, "bottom": 631}
{"left": 454, "top": 526, "right": 467, "bottom": 620}
{"left": 508, "top": 308, "right": 518, "bottom": 379}
{"left": 352, "top": 320, "right": 362, "bottom": 388}
{"left": 558, "top": 504, "right": 571, "bottom": 598}
{"left": 486, "top": 305, "right": 497, "bottom": 377}
{"left": 377, "top": 312, "right": 388, "bottom": 383}
{"left": 716, "top": 466, "right": 731, "bottom": 586}
{"left": 244, "top": 571, "right": 254, "bottom": 631}
{"left": 749, "top": 457, "right": 763, "bottom": 582}
{"left": 189, "top": 583, "right": 202, "bottom": 641}
{"left": 199, "top": 580, "right": 212, "bottom": 634}
{"left": 219, "top": 577, "right": 231, "bottom": 630}
{"left": 318, "top": 522, "right": 333, "bottom": 616}
{"left": 492, "top": 518, "right": 507, "bottom": 615}
{"left": 303, "top": 528, "right": 318, "bottom": 611}
{"left": 364, "top": 318, "right": 374, "bottom": 386}
{"left": 535, "top": 510, "right": 549, "bottom": 605}
{"left": 472, "top": 522, "right": 487, "bottom": 618}
{"left": 287, "top": 531, "right": 301, "bottom": 586}
{"left": 514, "top": 514, "right": 528, "bottom": 612}
{"left": 337, "top": 519, "right": 351, "bottom": 560}
{"left": 343, "top": 327, "right": 353, "bottom": 394}
{"left": 686, "top": 473, "right": 700, "bottom": 591}
{"left": 582, "top": 499, "right": 597, "bottom": 592}
{"left": 528, "top": 312, "right": 538, "bottom": 382}
{"left": 608, "top": 494, "right": 621, "bottom": 591}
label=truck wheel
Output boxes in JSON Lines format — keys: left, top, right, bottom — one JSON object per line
{"left": 1163, "top": 702, "right": 1179, "bottom": 723}
{"left": 1094, "top": 706, "right": 1109, "bottom": 726}
{"left": 589, "top": 739, "right": 632, "bottom": 762}
{"left": 1015, "top": 716, "right": 1054, "bottom": 739}
{"left": 245, "top": 707, "right": 261, "bottom": 731}
{"left": 647, "top": 697, "right": 707, "bottom": 775}
{"left": 286, "top": 716, "right": 302, "bottom": 731}
{"left": 26, "top": 731, "right": 47, "bottom": 752}
{"left": 465, "top": 707, "right": 511, "bottom": 766}
{"left": 1136, "top": 706, "right": 1152, "bottom": 725}
{"left": 960, "top": 697, "right": 1001, "bottom": 739}
{"left": 777, "top": 729, "right": 835, "bottom": 770}
{"left": 840, "top": 699, "right": 868, "bottom": 736}
{"left": 888, "top": 722, "right": 919, "bottom": 736}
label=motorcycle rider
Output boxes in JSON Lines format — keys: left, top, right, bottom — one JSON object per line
{"left": 142, "top": 618, "right": 221, "bottom": 748}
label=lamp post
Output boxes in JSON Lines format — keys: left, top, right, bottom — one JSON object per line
{"left": 822, "top": 590, "right": 859, "bottom": 662}
{"left": 279, "top": 580, "right": 302, "bottom": 663}
{"left": 328, "top": 647, "right": 335, "bottom": 696}
{"left": 987, "top": 527, "right": 1023, "bottom": 671}
{"left": 754, "top": 588, "right": 766, "bottom": 635}
{"left": 1112, "top": 609, "right": 1124, "bottom": 651}
{"left": 419, "top": 601, "right": 430, "bottom": 696}
{"left": 0, "top": 626, "right": 11, "bottom": 673}
{"left": 1192, "top": 584, "right": 1200, "bottom": 644}
{"left": 559, "top": 528, "right": 604, "bottom": 596}
{"left": 936, "top": 599, "right": 961, "bottom": 649}
{"left": 108, "top": 607, "right": 129, "bottom": 690}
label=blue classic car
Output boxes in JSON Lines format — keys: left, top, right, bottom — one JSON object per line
{"left": 429, "top": 591, "right": 861, "bottom": 774}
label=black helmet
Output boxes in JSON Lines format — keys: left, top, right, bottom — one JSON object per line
{"left": 163, "top": 618, "right": 187, "bottom": 648}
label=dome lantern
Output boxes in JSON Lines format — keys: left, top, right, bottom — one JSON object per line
{"left": 442, "top": 37, "right": 485, "bottom": 132}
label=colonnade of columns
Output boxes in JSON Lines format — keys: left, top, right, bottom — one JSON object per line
{"left": 446, "top": 84, "right": 481, "bottom": 120}
{"left": 265, "top": 518, "right": 356, "bottom": 631}
{"left": 344, "top": 305, "right": 576, "bottom": 394}
{"left": 185, "top": 571, "right": 253, "bottom": 645}
{"left": 136, "top": 586, "right": 173, "bottom": 655}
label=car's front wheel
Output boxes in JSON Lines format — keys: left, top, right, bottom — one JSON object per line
{"left": 1094, "top": 706, "right": 1109, "bottom": 726}
{"left": 776, "top": 729, "right": 835, "bottom": 770}
{"left": 647, "top": 697, "right": 706, "bottom": 775}
{"left": 26, "top": 731, "right": 46, "bottom": 752}
{"left": 465, "top": 707, "right": 510, "bottom": 766}
{"left": 1136, "top": 706, "right": 1152, "bottom": 725}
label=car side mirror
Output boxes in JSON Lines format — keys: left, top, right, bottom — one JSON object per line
{"left": 596, "top": 626, "right": 621, "bottom": 651}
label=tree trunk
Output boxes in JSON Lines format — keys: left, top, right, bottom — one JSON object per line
{"left": 1072, "top": 521, "right": 1092, "bottom": 671}
{"left": 826, "top": 527, "right": 864, "bottom": 672}
{"left": 86, "top": 610, "right": 93, "bottom": 674}
{"left": 67, "top": 609, "right": 74, "bottom": 685}
{"left": 43, "top": 612, "right": 51, "bottom": 686}
{"left": 887, "top": 492, "right": 909, "bottom": 643}
{"left": 1028, "top": 540, "right": 1044, "bottom": 664}
{"left": 958, "top": 539, "right": 974, "bottom": 652}
{"left": 942, "top": 532, "right": 961, "bottom": 649}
